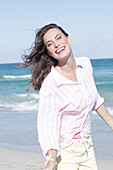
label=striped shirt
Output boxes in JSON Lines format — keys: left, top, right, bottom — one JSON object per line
{"left": 37, "top": 57, "right": 104, "bottom": 157}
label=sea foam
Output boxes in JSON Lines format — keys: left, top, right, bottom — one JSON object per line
{"left": 0, "top": 101, "right": 38, "bottom": 111}
{"left": 3, "top": 75, "right": 31, "bottom": 79}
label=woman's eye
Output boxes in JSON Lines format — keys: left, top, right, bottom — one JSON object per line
{"left": 57, "top": 36, "right": 62, "bottom": 40}
{"left": 47, "top": 43, "right": 52, "bottom": 47}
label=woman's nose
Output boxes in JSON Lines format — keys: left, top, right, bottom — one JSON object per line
{"left": 53, "top": 41, "right": 59, "bottom": 48}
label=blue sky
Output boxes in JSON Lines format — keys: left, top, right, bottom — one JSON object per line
{"left": 0, "top": 0, "right": 113, "bottom": 63}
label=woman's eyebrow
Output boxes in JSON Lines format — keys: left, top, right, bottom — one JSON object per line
{"left": 55, "top": 33, "right": 61, "bottom": 38}
{"left": 45, "top": 33, "right": 61, "bottom": 45}
{"left": 45, "top": 40, "right": 52, "bottom": 45}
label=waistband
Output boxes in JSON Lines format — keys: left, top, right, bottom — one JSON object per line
{"left": 72, "top": 133, "right": 82, "bottom": 139}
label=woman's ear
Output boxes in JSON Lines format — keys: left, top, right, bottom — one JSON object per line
{"left": 67, "top": 35, "right": 71, "bottom": 44}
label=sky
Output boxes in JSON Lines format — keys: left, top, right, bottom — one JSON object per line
{"left": 0, "top": 0, "right": 113, "bottom": 63}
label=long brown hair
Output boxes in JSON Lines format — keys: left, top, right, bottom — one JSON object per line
{"left": 20, "top": 23, "right": 68, "bottom": 91}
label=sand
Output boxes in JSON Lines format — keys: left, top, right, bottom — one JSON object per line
{"left": 0, "top": 147, "right": 113, "bottom": 170}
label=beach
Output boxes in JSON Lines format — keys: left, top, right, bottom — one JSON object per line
{"left": 0, "top": 147, "right": 45, "bottom": 170}
{"left": 0, "top": 147, "right": 113, "bottom": 170}
{"left": 0, "top": 113, "right": 113, "bottom": 170}
{"left": 0, "top": 59, "right": 113, "bottom": 169}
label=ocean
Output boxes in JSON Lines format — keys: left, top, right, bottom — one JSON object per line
{"left": 0, "top": 58, "right": 113, "bottom": 160}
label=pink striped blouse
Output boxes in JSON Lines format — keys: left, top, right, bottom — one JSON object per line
{"left": 37, "top": 57, "right": 104, "bottom": 157}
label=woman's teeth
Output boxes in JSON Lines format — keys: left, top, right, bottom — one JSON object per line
{"left": 56, "top": 47, "right": 65, "bottom": 54}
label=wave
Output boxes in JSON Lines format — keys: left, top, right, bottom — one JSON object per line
{"left": 0, "top": 98, "right": 113, "bottom": 114}
{"left": 3, "top": 75, "right": 31, "bottom": 79}
{"left": 16, "top": 93, "right": 39, "bottom": 99}
{"left": 0, "top": 93, "right": 39, "bottom": 111}
{"left": 0, "top": 101, "right": 38, "bottom": 111}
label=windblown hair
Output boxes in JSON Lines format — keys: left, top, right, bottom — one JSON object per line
{"left": 20, "top": 23, "right": 68, "bottom": 91}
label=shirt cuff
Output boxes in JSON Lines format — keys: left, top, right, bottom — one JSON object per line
{"left": 94, "top": 93, "right": 104, "bottom": 110}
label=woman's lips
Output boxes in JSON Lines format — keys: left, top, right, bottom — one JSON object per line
{"left": 55, "top": 46, "right": 65, "bottom": 54}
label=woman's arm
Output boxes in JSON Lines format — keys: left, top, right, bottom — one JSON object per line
{"left": 96, "top": 103, "right": 113, "bottom": 130}
{"left": 38, "top": 88, "right": 60, "bottom": 170}
{"left": 38, "top": 88, "right": 60, "bottom": 156}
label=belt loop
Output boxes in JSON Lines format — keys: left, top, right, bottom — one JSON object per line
{"left": 82, "top": 136, "right": 93, "bottom": 157}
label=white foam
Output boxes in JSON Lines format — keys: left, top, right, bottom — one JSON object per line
{"left": 29, "top": 93, "right": 39, "bottom": 99}
{"left": 0, "top": 101, "right": 38, "bottom": 111}
{"left": 16, "top": 94, "right": 28, "bottom": 97}
{"left": 16, "top": 93, "right": 39, "bottom": 99}
{"left": 3, "top": 75, "right": 31, "bottom": 79}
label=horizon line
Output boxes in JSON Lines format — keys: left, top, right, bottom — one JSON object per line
{"left": 0, "top": 56, "right": 113, "bottom": 64}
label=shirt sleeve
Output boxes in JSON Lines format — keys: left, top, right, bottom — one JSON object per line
{"left": 87, "top": 57, "right": 104, "bottom": 110}
{"left": 93, "top": 92, "right": 104, "bottom": 110}
{"left": 37, "top": 87, "right": 60, "bottom": 158}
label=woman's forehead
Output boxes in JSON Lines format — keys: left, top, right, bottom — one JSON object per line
{"left": 43, "top": 28, "right": 63, "bottom": 43}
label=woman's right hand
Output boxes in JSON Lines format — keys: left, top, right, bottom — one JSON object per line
{"left": 43, "top": 149, "right": 57, "bottom": 170}
{"left": 43, "top": 161, "right": 57, "bottom": 170}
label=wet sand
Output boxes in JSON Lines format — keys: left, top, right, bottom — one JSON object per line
{"left": 0, "top": 147, "right": 113, "bottom": 170}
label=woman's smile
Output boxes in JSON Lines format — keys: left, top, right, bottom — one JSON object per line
{"left": 55, "top": 46, "right": 65, "bottom": 54}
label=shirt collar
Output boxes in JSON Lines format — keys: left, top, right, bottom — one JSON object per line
{"left": 51, "top": 59, "right": 83, "bottom": 87}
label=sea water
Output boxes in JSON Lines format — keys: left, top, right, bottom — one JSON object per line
{"left": 0, "top": 58, "right": 113, "bottom": 159}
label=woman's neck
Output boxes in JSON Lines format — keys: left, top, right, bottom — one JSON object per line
{"left": 55, "top": 55, "right": 78, "bottom": 82}
{"left": 55, "top": 54, "right": 76, "bottom": 74}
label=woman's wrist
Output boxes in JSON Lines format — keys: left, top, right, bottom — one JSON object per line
{"left": 45, "top": 154, "right": 57, "bottom": 167}
{"left": 47, "top": 149, "right": 57, "bottom": 160}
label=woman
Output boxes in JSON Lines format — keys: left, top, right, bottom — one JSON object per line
{"left": 21, "top": 23, "right": 113, "bottom": 170}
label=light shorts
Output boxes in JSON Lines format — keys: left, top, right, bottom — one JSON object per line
{"left": 56, "top": 136, "right": 98, "bottom": 170}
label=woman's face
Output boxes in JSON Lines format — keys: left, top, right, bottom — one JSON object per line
{"left": 43, "top": 28, "right": 72, "bottom": 62}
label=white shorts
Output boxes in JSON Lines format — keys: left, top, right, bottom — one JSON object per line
{"left": 57, "top": 136, "right": 98, "bottom": 170}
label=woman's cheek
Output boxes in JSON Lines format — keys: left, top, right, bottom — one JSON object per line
{"left": 47, "top": 48, "right": 53, "bottom": 56}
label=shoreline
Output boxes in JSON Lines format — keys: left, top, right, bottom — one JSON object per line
{"left": 0, "top": 147, "right": 113, "bottom": 170}
{"left": 0, "top": 146, "right": 45, "bottom": 170}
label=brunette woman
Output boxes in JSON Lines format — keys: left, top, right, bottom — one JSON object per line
{"left": 21, "top": 23, "right": 113, "bottom": 170}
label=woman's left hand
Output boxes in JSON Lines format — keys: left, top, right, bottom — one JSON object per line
{"left": 43, "top": 161, "right": 56, "bottom": 170}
